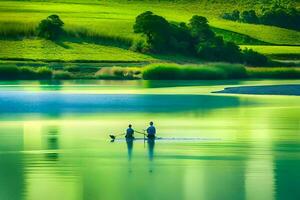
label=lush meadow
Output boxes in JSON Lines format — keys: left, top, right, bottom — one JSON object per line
{"left": 1, "top": 0, "right": 299, "bottom": 45}
{"left": 0, "top": 39, "right": 154, "bottom": 62}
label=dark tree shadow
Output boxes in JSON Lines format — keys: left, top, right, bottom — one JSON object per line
{"left": 54, "top": 40, "right": 71, "bottom": 49}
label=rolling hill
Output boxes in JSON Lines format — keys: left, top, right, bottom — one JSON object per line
{"left": 0, "top": 0, "right": 299, "bottom": 63}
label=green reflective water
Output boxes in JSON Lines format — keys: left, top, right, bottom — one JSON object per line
{"left": 0, "top": 80, "right": 299, "bottom": 200}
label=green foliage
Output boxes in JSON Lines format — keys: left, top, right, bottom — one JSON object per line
{"left": 222, "top": 5, "right": 300, "bottom": 30}
{"left": 242, "top": 48, "right": 268, "bottom": 66}
{"left": 95, "top": 66, "right": 141, "bottom": 80}
{"left": 64, "top": 65, "right": 81, "bottom": 72}
{"left": 0, "top": 66, "right": 52, "bottom": 80}
{"left": 0, "top": 66, "right": 19, "bottom": 79}
{"left": 247, "top": 67, "right": 300, "bottom": 79}
{"left": 53, "top": 71, "right": 73, "bottom": 79}
{"left": 130, "top": 39, "right": 148, "bottom": 52}
{"left": 189, "top": 15, "right": 214, "bottom": 42}
{"left": 260, "top": 6, "right": 300, "bottom": 30}
{"left": 196, "top": 37, "right": 243, "bottom": 63}
{"left": 222, "top": 10, "right": 240, "bottom": 21}
{"left": 169, "top": 23, "right": 193, "bottom": 54}
{"left": 36, "top": 67, "right": 53, "bottom": 79}
{"left": 133, "top": 12, "right": 257, "bottom": 64}
{"left": 37, "top": 15, "right": 64, "bottom": 40}
{"left": 142, "top": 63, "right": 247, "bottom": 80}
{"left": 133, "top": 11, "right": 171, "bottom": 52}
{"left": 240, "top": 10, "right": 259, "bottom": 24}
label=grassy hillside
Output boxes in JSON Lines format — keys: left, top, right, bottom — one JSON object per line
{"left": 0, "top": 0, "right": 299, "bottom": 63}
{"left": 0, "top": 39, "right": 155, "bottom": 62}
{"left": 1, "top": 0, "right": 300, "bottom": 44}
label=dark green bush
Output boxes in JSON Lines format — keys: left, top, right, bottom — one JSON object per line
{"left": 0, "top": 66, "right": 19, "bottom": 80}
{"left": 242, "top": 48, "right": 268, "bottom": 66}
{"left": 53, "top": 71, "right": 73, "bottom": 79}
{"left": 240, "top": 10, "right": 259, "bottom": 24}
{"left": 65, "top": 65, "right": 81, "bottom": 72}
{"left": 247, "top": 67, "right": 300, "bottom": 79}
{"left": 95, "top": 67, "right": 141, "bottom": 80}
{"left": 0, "top": 66, "right": 52, "bottom": 80}
{"left": 18, "top": 67, "right": 38, "bottom": 79}
{"left": 133, "top": 11, "right": 171, "bottom": 52}
{"left": 222, "top": 10, "right": 240, "bottom": 21}
{"left": 133, "top": 12, "right": 262, "bottom": 65}
{"left": 35, "top": 67, "right": 53, "bottom": 79}
{"left": 222, "top": 5, "right": 300, "bottom": 31}
{"left": 37, "top": 15, "right": 64, "bottom": 40}
{"left": 142, "top": 63, "right": 247, "bottom": 80}
{"left": 130, "top": 39, "right": 148, "bottom": 53}
{"left": 260, "top": 7, "right": 300, "bottom": 31}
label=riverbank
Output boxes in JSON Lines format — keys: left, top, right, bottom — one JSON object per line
{"left": 214, "top": 84, "right": 300, "bottom": 96}
{"left": 1, "top": 62, "right": 300, "bottom": 80}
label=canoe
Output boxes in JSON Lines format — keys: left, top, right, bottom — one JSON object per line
{"left": 111, "top": 137, "right": 221, "bottom": 142}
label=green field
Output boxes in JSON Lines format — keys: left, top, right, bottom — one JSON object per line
{"left": 0, "top": 39, "right": 155, "bottom": 62}
{"left": 240, "top": 45, "right": 300, "bottom": 60}
{"left": 1, "top": 0, "right": 300, "bottom": 44}
{"left": 0, "top": 0, "right": 299, "bottom": 63}
{"left": 240, "top": 45, "right": 300, "bottom": 55}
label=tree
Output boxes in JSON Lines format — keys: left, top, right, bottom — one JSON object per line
{"left": 222, "top": 10, "right": 240, "bottom": 21}
{"left": 37, "top": 15, "right": 64, "bottom": 40}
{"left": 232, "top": 10, "right": 240, "bottom": 21}
{"left": 168, "top": 22, "right": 194, "bottom": 54}
{"left": 133, "top": 11, "right": 170, "bottom": 52}
{"left": 240, "top": 10, "right": 259, "bottom": 23}
{"left": 189, "top": 15, "right": 215, "bottom": 43}
{"left": 242, "top": 48, "right": 268, "bottom": 66}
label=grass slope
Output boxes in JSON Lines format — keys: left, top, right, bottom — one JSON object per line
{"left": 0, "top": 39, "right": 155, "bottom": 62}
{"left": 240, "top": 45, "right": 300, "bottom": 60}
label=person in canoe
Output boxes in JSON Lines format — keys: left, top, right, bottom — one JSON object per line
{"left": 146, "top": 121, "right": 156, "bottom": 139}
{"left": 126, "top": 124, "right": 135, "bottom": 139}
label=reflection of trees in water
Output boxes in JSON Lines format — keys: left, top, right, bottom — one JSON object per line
{"left": 44, "top": 126, "right": 60, "bottom": 161}
{"left": 273, "top": 142, "right": 300, "bottom": 200}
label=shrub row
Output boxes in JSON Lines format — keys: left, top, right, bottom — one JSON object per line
{"left": 222, "top": 6, "right": 300, "bottom": 31}
{"left": 142, "top": 63, "right": 247, "bottom": 80}
{"left": 95, "top": 66, "right": 141, "bottom": 80}
{"left": 0, "top": 66, "right": 52, "bottom": 80}
{"left": 247, "top": 67, "right": 300, "bottom": 79}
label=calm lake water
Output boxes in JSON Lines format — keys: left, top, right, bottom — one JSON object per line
{"left": 0, "top": 80, "right": 299, "bottom": 200}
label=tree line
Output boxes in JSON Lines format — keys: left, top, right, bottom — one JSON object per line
{"left": 133, "top": 11, "right": 268, "bottom": 66}
{"left": 222, "top": 3, "right": 300, "bottom": 31}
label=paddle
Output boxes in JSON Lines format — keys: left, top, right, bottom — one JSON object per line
{"left": 135, "top": 130, "right": 146, "bottom": 147}
{"left": 109, "top": 130, "right": 146, "bottom": 141}
{"left": 109, "top": 133, "right": 125, "bottom": 140}
{"left": 135, "top": 130, "right": 147, "bottom": 136}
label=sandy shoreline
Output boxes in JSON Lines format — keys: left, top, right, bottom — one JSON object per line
{"left": 213, "top": 84, "right": 300, "bottom": 96}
